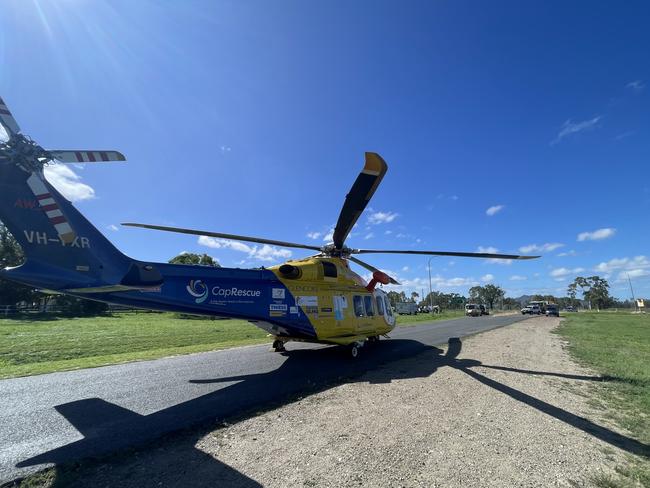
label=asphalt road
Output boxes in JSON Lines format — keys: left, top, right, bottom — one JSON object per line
{"left": 0, "top": 314, "right": 530, "bottom": 483}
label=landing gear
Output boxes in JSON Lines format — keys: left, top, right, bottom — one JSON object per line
{"left": 367, "top": 335, "right": 380, "bottom": 344}
{"left": 272, "top": 339, "right": 286, "bottom": 352}
{"left": 349, "top": 341, "right": 364, "bottom": 358}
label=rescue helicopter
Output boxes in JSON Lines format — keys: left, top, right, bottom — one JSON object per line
{"left": 0, "top": 96, "right": 538, "bottom": 357}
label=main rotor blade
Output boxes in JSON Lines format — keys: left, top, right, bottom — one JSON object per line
{"left": 122, "top": 223, "right": 322, "bottom": 252}
{"left": 0, "top": 96, "right": 21, "bottom": 135}
{"left": 353, "top": 249, "right": 539, "bottom": 260}
{"left": 49, "top": 150, "right": 126, "bottom": 163}
{"left": 347, "top": 255, "right": 400, "bottom": 285}
{"left": 332, "top": 152, "right": 388, "bottom": 249}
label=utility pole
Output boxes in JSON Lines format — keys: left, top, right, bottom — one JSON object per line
{"left": 627, "top": 273, "right": 636, "bottom": 311}
{"left": 427, "top": 256, "right": 435, "bottom": 315}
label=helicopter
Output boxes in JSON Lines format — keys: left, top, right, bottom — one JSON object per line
{"left": 0, "top": 96, "right": 538, "bottom": 357}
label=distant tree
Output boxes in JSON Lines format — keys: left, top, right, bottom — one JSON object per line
{"left": 468, "top": 284, "right": 504, "bottom": 309}
{"left": 410, "top": 291, "right": 419, "bottom": 303}
{"left": 570, "top": 276, "right": 612, "bottom": 310}
{"left": 169, "top": 252, "right": 221, "bottom": 267}
{"left": 0, "top": 223, "right": 38, "bottom": 306}
{"left": 480, "top": 284, "right": 505, "bottom": 309}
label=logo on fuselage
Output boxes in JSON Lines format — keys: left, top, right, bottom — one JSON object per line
{"left": 186, "top": 280, "right": 209, "bottom": 303}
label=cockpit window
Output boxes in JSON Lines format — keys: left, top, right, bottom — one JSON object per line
{"left": 322, "top": 261, "right": 337, "bottom": 278}
{"left": 375, "top": 296, "right": 384, "bottom": 315}
{"left": 383, "top": 297, "right": 393, "bottom": 316}
{"left": 364, "top": 296, "right": 375, "bottom": 316}
{"left": 353, "top": 296, "right": 364, "bottom": 317}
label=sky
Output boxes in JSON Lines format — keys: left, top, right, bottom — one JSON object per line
{"left": 1, "top": 0, "right": 648, "bottom": 300}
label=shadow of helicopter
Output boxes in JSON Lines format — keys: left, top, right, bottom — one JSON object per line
{"left": 16, "top": 338, "right": 648, "bottom": 486}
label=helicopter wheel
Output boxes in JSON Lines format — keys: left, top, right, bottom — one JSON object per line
{"left": 349, "top": 343, "right": 360, "bottom": 358}
{"left": 272, "top": 339, "right": 286, "bottom": 353}
{"left": 368, "top": 335, "right": 380, "bottom": 344}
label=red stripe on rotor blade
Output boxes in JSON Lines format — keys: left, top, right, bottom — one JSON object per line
{"left": 50, "top": 215, "right": 67, "bottom": 225}
{"left": 100, "top": 152, "right": 108, "bottom": 161}
{"left": 41, "top": 203, "right": 59, "bottom": 212}
{"left": 37, "top": 193, "right": 52, "bottom": 200}
{"left": 87, "top": 152, "right": 96, "bottom": 162}
{"left": 75, "top": 152, "right": 84, "bottom": 162}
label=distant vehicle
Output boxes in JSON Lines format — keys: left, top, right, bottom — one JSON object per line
{"left": 465, "top": 304, "right": 481, "bottom": 317}
{"left": 479, "top": 304, "right": 489, "bottom": 316}
{"left": 528, "top": 300, "right": 548, "bottom": 314}
{"left": 564, "top": 306, "right": 577, "bottom": 312}
{"left": 396, "top": 302, "right": 418, "bottom": 315}
{"left": 545, "top": 304, "right": 559, "bottom": 317}
{"left": 521, "top": 305, "right": 541, "bottom": 315}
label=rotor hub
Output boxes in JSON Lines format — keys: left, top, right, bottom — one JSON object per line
{"left": 0, "top": 134, "right": 50, "bottom": 172}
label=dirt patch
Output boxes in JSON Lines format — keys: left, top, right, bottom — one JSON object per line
{"left": 44, "top": 317, "right": 636, "bottom": 487}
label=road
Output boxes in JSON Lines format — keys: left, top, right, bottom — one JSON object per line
{"left": 0, "top": 314, "right": 530, "bottom": 483}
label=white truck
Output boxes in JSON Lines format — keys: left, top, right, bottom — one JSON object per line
{"left": 396, "top": 302, "right": 418, "bottom": 315}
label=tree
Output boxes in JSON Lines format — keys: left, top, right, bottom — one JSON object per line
{"left": 468, "top": 284, "right": 504, "bottom": 309}
{"left": 0, "top": 223, "right": 37, "bottom": 306}
{"left": 570, "top": 276, "right": 612, "bottom": 310}
{"left": 386, "top": 291, "right": 407, "bottom": 307}
{"left": 169, "top": 252, "right": 221, "bottom": 267}
{"left": 410, "top": 291, "right": 419, "bottom": 303}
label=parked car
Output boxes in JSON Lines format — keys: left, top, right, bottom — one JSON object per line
{"left": 479, "top": 304, "right": 489, "bottom": 316}
{"left": 465, "top": 304, "right": 481, "bottom": 317}
{"left": 545, "top": 305, "right": 559, "bottom": 317}
{"left": 521, "top": 305, "right": 541, "bottom": 315}
{"left": 564, "top": 306, "right": 577, "bottom": 312}
{"left": 396, "top": 302, "right": 418, "bottom": 315}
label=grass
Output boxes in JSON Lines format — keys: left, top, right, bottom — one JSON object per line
{"left": 0, "top": 309, "right": 469, "bottom": 380}
{"left": 556, "top": 311, "right": 650, "bottom": 487}
{"left": 396, "top": 309, "right": 466, "bottom": 325}
{"left": 0, "top": 312, "right": 268, "bottom": 379}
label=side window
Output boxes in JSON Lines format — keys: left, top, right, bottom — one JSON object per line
{"left": 384, "top": 297, "right": 393, "bottom": 316}
{"left": 364, "top": 296, "right": 374, "bottom": 316}
{"left": 322, "top": 261, "right": 337, "bottom": 278}
{"left": 375, "top": 296, "right": 384, "bottom": 315}
{"left": 353, "top": 296, "right": 365, "bottom": 317}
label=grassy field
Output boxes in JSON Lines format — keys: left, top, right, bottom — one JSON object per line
{"left": 556, "top": 311, "right": 650, "bottom": 487}
{"left": 0, "top": 310, "right": 465, "bottom": 379}
{"left": 396, "top": 309, "right": 466, "bottom": 325}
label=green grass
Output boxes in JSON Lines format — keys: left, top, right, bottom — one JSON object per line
{"left": 396, "top": 309, "right": 466, "bottom": 325}
{"left": 0, "top": 312, "right": 269, "bottom": 379}
{"left": 556, "top": 312, "right": 650, "bottom": 487}
{"left": 0, "top": 309, "right": 469, "bottom": 380}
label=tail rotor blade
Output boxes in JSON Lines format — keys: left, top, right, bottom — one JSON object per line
{"left": 332, "top": 152, "right": 388, "bottom": 249}
{"left": 49, "top": 150, "right": 126, "bottom": 163}
{"left": 0, "top": 96, "right": 21, "bottom": 135}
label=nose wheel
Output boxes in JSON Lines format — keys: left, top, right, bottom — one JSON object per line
{"left": 272, "top": 339, "right": 286, "bottom": 352}
{"left": 349, "top": 341, "right": 365, "bottom": 358}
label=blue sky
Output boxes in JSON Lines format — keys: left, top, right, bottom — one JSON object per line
{"left": 1, "top": 0, "right": 648, "bottom": 300}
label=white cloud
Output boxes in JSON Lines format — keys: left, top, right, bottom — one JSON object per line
{"left": 557, "top": 250, "right": 577, "bottom": 257}
{"left": 510, "top": 275, "right": 527, "bottom": 281}
{"left": 306, "top": 231, "right": 321, "bottom": 240}
{"left": 551, "top": 116, "right": 602, "bottom": 145}
{"left": 198, "top": 236, "right": 292, "bottom": 262}
{"left": 481, "top": 274, "right": 494, "bottom": 282}
{"left": 384, "top": 230, "right": 392, "bottom": 235}
{"left": 368, "top": 211, "right": 398, "bottom": 225}
{"left": 44, "top": 164, "right": 95, "bottom": 201}
{"left": 594, "top": 256, "right": 650, "bottom": 276}
{"left": 626, "top": 80, "right": 645, "bottom": 92}
{"left": 550, "top": 267, "right": 585, "bottom": 278}
{"left": 577, "top": 228, "right": 616, "bottom": 241}
{"left": 519, "top": 242, "right": 564, "bottom": 254}
{"left": 621, "top": 268, "right": 650, "bottom": 280}
{"left": 219, "top": 145, "right": 232, "bottom": 153}
{"left": 364, "top": 232, "right": 374, "bottom": 240}
{"left": 107, "top": 224, "right": 119, "bottom": 232}
{"left": 402, "top": 266, "right": 409, "bottom": 272}
{"left": 323, "top": 229, "right": 334, "bottom": 242}
{"left": 485, "top": 205, "right": 505, "bottom": 216}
